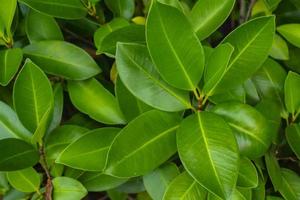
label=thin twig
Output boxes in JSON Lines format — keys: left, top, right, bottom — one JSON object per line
{"left": 245, "top": 0, "right": 256, "bottom": 21}
{"left": 239, "top": 0, "right": 246, "bottom": 24}
{"left": 40, "top": 147, "right": 53, "bottom": 200}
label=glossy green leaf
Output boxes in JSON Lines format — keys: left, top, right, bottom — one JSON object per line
{"left": 0, "top": 101, "right": 32, "bottom": 142}
{"left": 213, "top": 16, "right": 275, "bottom": 93}
{"left": 117, "top": 178, "right": 145, "bottom": 193}
{"left": 23, "top": 41, "right": 101, "bottom": 80}
{"left": 237, "top": 157, "right": 258, "bottom": 188}
{"left": 207, "top": 188, "right": 248, "bottom": 200}
{"left": 286, "top": 124, "right": 300, "bottom": 159}
{"left": 68, "top": 78, "right": 126, "bottom": 124}
{"left": 13, "top": 59, "right": 53, "bottom": 133}
{"left": 48, "top": 83, "right": 64, "bottom": 133}
{"left": 143, "top": 163, "right": 180, "bottom": 200}
{"left": 57, "top": 128, "right": 120, "bottom": 171}
{"left": 264, "top": 0, "right": 281, "bottom": 11}
{"left": 0, "top": 48, "right": 23, "bottom": 86}
{"left": 79, "top": 173, "right": 127, "bottom": 192}
{"left": 105, "top": 110, "right": 181, "bottom": 177}
{"left": 212, "top": 102, "right": 271, "bottom": 158}
{"left": 25, "top": 10, "right": 63, "bottom": 43}
{"left": 0, "top": 0, "right": 17, "bottom": 38}
{"left": 277, "top": 24, "right": 300, "bottom": 48}
{"left": 279, "top": 168, "right": 300, "bottom": 200}
{"left": 177, "top": 111, "right": 239, "bottom": 199}
{"left": 19, "top": 0, "right": 87, "bottom": 19}
{"left": 284, "top": 46, "right": 300, "bottom": 74}
{"left": 162, "top": 172, "right": 207, "bottom": 200}
{"left": 252, "top": 177, "right": 265, "bottom": 200}
{"left": 189, "top": 0, "right": 235, "bottom": 40}
{"left": 265, "top": 151, "right": 282, "bottom": 191}
{"left": 209, "top": 85, "right": 246, "bottom": 104}
{"left": 0, "top": 138, "right": 39, "bottom": 171}
{"left": 6, "top": 167, "right": 40, "bottom": 193}
{"left": 146, "top": 1, "right": 204, "bottom": 90}
{"left": 52, "top": 177, "right": 87, "bottom": 200}
{"left": 104, "top": 0, "right": 135, "bottom": 19}
{"left": 269, "top": 34, "right": 289, "bottom": 60}
{"left": 284, "top": 71, "right": 300, "bottom": 114}
{"left": 116, "top": 43, "right": 191, "bottom": 112}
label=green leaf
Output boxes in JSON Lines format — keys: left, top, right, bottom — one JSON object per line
{"left": 189, "top": 0, "right": 235, "bottom": 40}
{"left": 0, "top": 101, "right": 32, "bottom": 142}
{"left": 48, "top": 83, "right": 64, "bottom": 133}
{"left": 213, "top": 16, "right": 275, "bottom": 93}
{"left": 286, "top": 124, "right": 300, "bottom": 159}
{"left": 284, "top": 71, "right": 300, "bottom": 115}
{"left": 68, "top": 78, "right": 126, "bottom": 124}
{"left": 23, "top": 41, "right": 101, "bottom": 80}
{"left": 266, "top": 196, "right": 284, "bottom": 200}
{"left": 0, "top": 138, "right": 39, "bottom": 171}
{"left": 265, "top": 151, "right": 282, "bottom": 191}
{"left": 163, "top": 172, "right": 207, "bottom": 200}
{"left": 209, "top": 85, "right": 246, "bottom": 104}
{"left": 56, "top": 128, "right": 120, "bottom": 171}
{"left": 0, "top": 48, "right": 23, "bottom": 86}
{"left": 105, "top": 110, "right": 181, "bottom": 177}
{"left": 18, "top": 0, "right": 87, "bottom": 19}
{"left": 143, "top": 163, "right": 180, "bottom": 200}
{"left": 25, "top": 10, "right": 63, "bottom": 43}
{"left": 13, "top": 59, "right": 53, "bottom": 133}
{"left": 0, "top": 0, "right": 17, "bottom": 38}
{"left": 116, "top": 43, "right": 191, "bottom": 112}
{"left": 252, "top": 177, "right": 266, "bottom": 200}
{"left": 237, "top": 157, "right": 258, "bottom": 188}
{"left": 277, "top": 24, "right": 300, "bottom": 48}
{"left": 79, "top": 173, "right": 127, "bottom": 192}
{"left": 279, "top": 168, "right": 300, "bottom": 200}
{"left": 6, "top": 167, "right": 40, "bottom": 193}
{"left": 177, "top": 111, "right": 239, "bottom": 199}
{"left": 146, "top": 1, "right": 204, "bottom": 90}
{"left": 0, "top": 172, "right": 9, "bottom": 194}
{"left": 269, "top": 34, "right": 289, "bottom": 60}
{"left": 203, "top": 43, "right": 234, "bottom": 96}
{"left": 52, "top": 177, "right": 87, "bottom": 200}
{"left": 104, "top": 0, "right": 135, "bottom": 19}
{"left": 212, "top": 102, "right": 271, "bottom": 158}
{"left": 264, "top": 0, "right": 281, "bottom": 11}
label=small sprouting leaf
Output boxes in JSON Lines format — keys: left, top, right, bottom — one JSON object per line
{"left": 52, "top": 177, "right": 87, "bottom": 200}
{"left": 277, "top": 24, "right": 300, "bottom": 48}
{"left": 284, "top": 71, "right": 300, "bottom": 115}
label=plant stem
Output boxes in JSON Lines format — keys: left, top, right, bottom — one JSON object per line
{"left": 39, "top": 147, "right": 52, "bottom": 200}
{"left": 245, "top": 0, "right": 256, "bottom": 21}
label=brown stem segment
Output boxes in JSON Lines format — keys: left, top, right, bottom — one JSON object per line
{"left": 40, "top": 147, "right": 53, "bottom": 200}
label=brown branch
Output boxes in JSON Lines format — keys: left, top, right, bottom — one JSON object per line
{"left": 40, "top": 147, "right": 53, "bottom": 200}
{"left": 245, "top": 0, "right": 256, "bottom": 21}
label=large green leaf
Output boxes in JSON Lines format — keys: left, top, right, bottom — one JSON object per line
{"left": 212, "top": 102, "right": 271, "bottom": 158}
{"left": 277, "top": 24, "right": 300, "bottom": 48}
{"left": 13, "top": 59, "right": 53, "bottom": 134}
{"left": 116, "top": 43, "right": 191, "bottom": 112}
{"left": 269, "top": 34, "right": 289, "bottom": 60}
{"left": 105, "top": 110, "right": 181, "bottom": 177}
{"left": 213, "top": 16, "right": 275, "bottom": 93}
{"left": 6, "top": 167, "right": 40, "bottom": 193}
{"left": 68, "top": 78, "right": 126, "bottom": 124}
{"left": 25, "top": 10, "right": 63, "bottom": 43}
{"left": 189, "top": 0, "right": 235, "bottom": 40}
{"left": 104, "top": 0, "right": 135, "bottom": 19}
{"left": 18, "top": 0, "right": 87, "bottom": 19}
{"left": 52, "top": 177, "right": 87, "bottom": 200}
{"left": 143, "top": 163, "right": 180, "bottom": 200}
{"left": 284, "top": 71, "right": 300, "bottom": 115}
{"left": 23, "top": 41, "right": 101, "bottom": 80}
{"left": 0, "top": 48, "right": 23, "bottom": 86}
{"left": 146, "top": 1, "right": 204, "bottom": 90}
{"left": 237, "top": 157, "right": 258, "bottom": 188}
{"left": 0, "top": 138, "right": 39, "bottom": 171}
{"left": 56, "top": 128, "right": 120, "bottom": 171}
{"left": 177, "top": 111, "right": 239, "bottom": 199}
{"left": 163, "top": 172, "right": 207, "bottom": 200}
{"left": 279, "top": 168, "right": 300, "bottom": 200}
{"left": 0, "top": 101, "right": 32, "bottom": 142}
{"left": 286, "top": 124, "right": 300, "bottom": 159}
{"left": 0, "top": 0, "right": 17, "bottom": 38}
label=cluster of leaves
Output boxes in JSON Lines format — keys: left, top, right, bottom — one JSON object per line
{"left": 1, "top": 0, "right": 300, "bottom": 199}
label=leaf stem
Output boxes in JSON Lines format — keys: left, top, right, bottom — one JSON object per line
{"left": 39, "top": 147, "right": 53, "bottom": 200}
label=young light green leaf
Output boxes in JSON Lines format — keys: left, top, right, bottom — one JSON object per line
{"left": 189, "top": 0, "right": 235, "bottom": 40}
{"left": 214, "top": 16, "right": 275, "bottom": 93}
{"left": 237, "top": 157, "right": 258, "bottom": 188}
{"left": 277, "top": 24, "right": 300, "bottom": 48}
{"left": 13, "top": 59, "right": 53, "bottom": 133}
{"left": 163, "top": 172, "right": 207, "bottom": 200}
{"left": 0, "top": 48, "right": 23, "bottom": 86}
{"left": 52, "top": 177, "right": 87, "bottom": 200}
{"left": 18, "top": 0, "right": 87, "bottom": 19}
{"left": 23, "top": 41, "right": 101, "bottom": 80}
{"left": 177, "top": 111, "right": 239, "bottom": 199}
{"left": 286, "top": 124, "right": 300, "bottom": 159}
{"left": 6, "top": 167, "right": 40, "bottom": 193}
{"left": 104, "top": 0, "right": 135, "bottom": 19}
{"left": 25, "top": 10, "right": 63, "bottom": 43}
{"left": 284, "top": 71, "right": 300, "bottom": 115}
{"left": 105, "top": 110, "right": 181, "bottom": 177}
{"left": 143, "top": 163, "right": 180, "bottom": 200}
{"left": 116, "top": 43, "right": 191, "bottom": 112}
{"left": 68, "top": 78, "right": 126, "bottom": 125}
{"left": 56, "top": 128, "right": 120, "bottom": 171}
{"left": 279, "top": 168, "right": 300, "bottom": 200}
{"left": 0, "top": 138, "right": 39, "bottom": 171}
{"left": 212, "top": 102, "right": 271, "bottom": 158}
{"left": 146, "top": 1, "right": 204, "bottom": 90}
{"left": 269, "top": 34, "right": 289, "bottom": 60}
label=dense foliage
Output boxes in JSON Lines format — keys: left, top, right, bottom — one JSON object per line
{"left": 0, "top": 0, "right": 300, "bottom": 199}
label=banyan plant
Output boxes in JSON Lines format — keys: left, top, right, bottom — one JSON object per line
{"left": 0, "top": 0, "right": 300, "bottom": 199}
